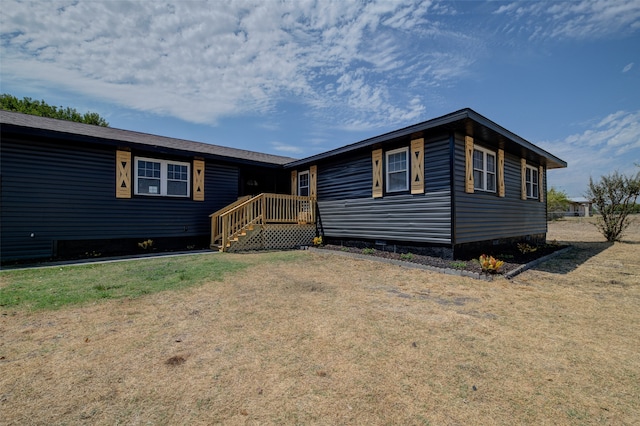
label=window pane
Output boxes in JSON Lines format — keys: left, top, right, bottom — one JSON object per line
{"left": 167, "top": 163, "right": 188, "bottom": 197}
{"left": 168, "top": 164, "right": 188, "bottom": 181}
{"left": 388, "top": 171, "right": 407, "bottom": 191}
{"left": 474, "top": 170, "right": 483, "bottom": 190}
{"left": 139, "top": 178, "right": 160, "bottom": 194}
{"left": 139, "top": 160, "right": 161, "bottom": 178}
{"left": 473, "top": 150, "right": 483, "bottom": 170}
{"left": 386, "top": 149, "right": 408, "bottom": 192}
{"left": 472, "top": 148, "right": 496, "bottom": 192}
{"left": 388, "top": 152, "right": 407, "bottom": 172}
{"left": 487, "top": 172, "right": 496, "bottom": 191}
{"left": 167, "top": 180, "right": 187, "bottom": 196}
{"left": 298, "top": 172, "right": 309, "bottom": 196}
{"left": 487, "top": 154, "right": 495, "bottom": 173}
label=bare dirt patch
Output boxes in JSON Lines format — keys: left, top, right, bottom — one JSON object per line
{"left": 1, "top": 217, "right": 639, "bottom": 424}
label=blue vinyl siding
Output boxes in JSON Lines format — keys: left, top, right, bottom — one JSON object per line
{"left": 316, "top": 137, "right": 452, "bottom": 244}
{"left": 316, "top": 152, "right": 370, "bottom": 200}
{"left": 425, "top": 137, "right": 451, "bottom": 192}
{"left": 0, "top": 137, "right": 239, "bottom": 261}
{"left": 319, "top": 192, "right": 451, "bottom": 244}
{"left": 453, "top": 134, "right": 547, "bottom": 244}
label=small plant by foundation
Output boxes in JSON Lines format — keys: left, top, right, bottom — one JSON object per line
{"left": 450, "top": 261, "right": 467, "bottom": 269}
{"left": 479, "top": 254, "right": 504, "bottom": 273}
{"left": 362, "top": 248, "right": 376, "bottom": 255}
{"left": 313, "top": 236, "right": 323, "bottom": 246}
{"left": 138, "top": 239, "right": 154, "bottom": 250}
{"left": 400, "top": 252, "right": 414, "bottom": 261}
{"left": 517, "top": 242, "right": 538, "bottom": 254}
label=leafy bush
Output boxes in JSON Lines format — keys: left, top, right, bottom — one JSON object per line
{"left": 479, "top": 254, "right": 504, "bottom": 273}
{"left": 547, "top": 187, "right": 570, "bottom": 220}
{"left": 587, "top": 169, "right": 640, "bottom": 242}
{"left": 362, "top": 248, "right": 376, "bottom": 255}
{"left": 1, "top": 93, "right": 109, "bottom": 126}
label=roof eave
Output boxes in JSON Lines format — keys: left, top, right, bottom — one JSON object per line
{"left": 465, "top": 109, "right": 567, "bottom": 169}
{"left": 285, "top": 108, "right": 567, "bottom": 170}
{"left": 284, "top": 109, "right": 472, "bottom": 168}
{"left": 0, "top": 110, "right": 296, "bottom": 166}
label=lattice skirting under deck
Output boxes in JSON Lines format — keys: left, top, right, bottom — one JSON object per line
{"left": 227, "top": 224, "right": 316, "bottom": 252}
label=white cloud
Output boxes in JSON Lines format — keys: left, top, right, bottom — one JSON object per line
{"left": 271, "top": 141, "right": 304, "bottom": 155}
{"left": 0, "top": 0, "right": 471, "bottom": 131}
{"left": 623, "top": 62, "right": 634, "bottom": 72}
{"left": 539, "top": 110, "right": 640, "bottom": 196}
{"left": 494, "top": 0, "right": 640, "bottom": 40}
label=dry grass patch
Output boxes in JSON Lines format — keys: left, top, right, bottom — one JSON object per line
{"left": 1, "top": 217, "right": 639, "bottom": 424}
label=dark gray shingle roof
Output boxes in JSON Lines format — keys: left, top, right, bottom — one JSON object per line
{"left": 0, "top": 110, "right": 296, "bottom": 166}
{"left": 1, "top": 108, "right": 567, "bottom": 170}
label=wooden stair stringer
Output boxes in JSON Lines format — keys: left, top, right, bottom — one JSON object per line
{"left": 225, "top": 225, "right": 263, "bottom": 252}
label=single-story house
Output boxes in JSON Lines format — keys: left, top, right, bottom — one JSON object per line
{"left": 0, "top": 108, "right": 566, "bottom": 264}
{"left": 0, "top": 110, "right": 294, "bottom": 262}
{"left": 566, "top": 198, "right": 592, "bottom": 217}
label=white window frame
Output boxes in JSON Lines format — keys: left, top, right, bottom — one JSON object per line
{"left": 525, "top": 164, "right": 539, "bottom": 199}
{"left": 473, "top": 146, "right": 497, "bottom": 193}
{"left": 385, "top": 147, "right": 409, "bottom": 193}
{"left": 297, "top": 170, "right": 310, "bottom": 196}
{"left": 134, "top": 157, "right": 190, "bottom": 198}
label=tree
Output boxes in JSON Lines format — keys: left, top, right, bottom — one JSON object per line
{"left": 0, "top": 94, "right": 109, "bottom": 126}
{"left": 547, "top": 187, "right": 570, "bottom": 220}
{"left": 586, "top": 169, "right": 640, "bottom": 242}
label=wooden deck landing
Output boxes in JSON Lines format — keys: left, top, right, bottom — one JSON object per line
{"left": 210, "top": 193, "right": 317, "bottom": 252}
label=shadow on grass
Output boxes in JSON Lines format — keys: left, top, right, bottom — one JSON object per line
{"left": 532, "top": 241, "right": 613, "bottom": 274}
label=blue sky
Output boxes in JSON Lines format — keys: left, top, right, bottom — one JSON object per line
{"left": 1, "top": 0, "right": 639, "bottom": 197}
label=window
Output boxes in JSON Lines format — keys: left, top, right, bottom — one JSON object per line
{"left": 473, "top": 146, "right": 496, "bottom": 192}
{"left": 298, "top": 170, "right": 309, "bottom": 196}
{"left": 386, "top": 147, "right": 409, "bottom": 193}
{"left": 135, "top": 157, "right": 190, "bottom": 197}
{"left": 525, "top": 165, "right": 539, "bottom": 199}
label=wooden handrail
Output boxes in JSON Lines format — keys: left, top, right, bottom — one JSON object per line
{"left": 209, "top": 195, "right": 252, "bottom": 247}
{"left": 209, "top": 195, "right": 252, "bottom": 218}
{"left": 220, "top": 195, "right": 263, "bottom": 250}
{"left": 214, "top": 193, "right": 316, "bottom": 251}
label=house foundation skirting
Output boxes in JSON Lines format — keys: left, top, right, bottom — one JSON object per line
{"left": 323, "top": 237, "right": 454, "bottom": 260}
{"left": 452, "top": 233, "right": 547, "bottom": 259}
{"left": 226, "top": 224, "right": 316, "bottom": 252}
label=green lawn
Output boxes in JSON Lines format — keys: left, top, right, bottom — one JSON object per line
{"left": 0, "top": 251, "right": 303, "bottom": 311}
